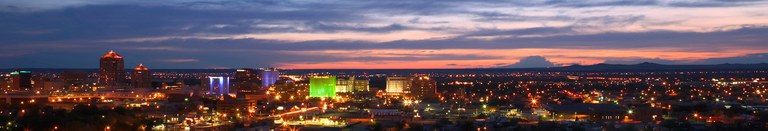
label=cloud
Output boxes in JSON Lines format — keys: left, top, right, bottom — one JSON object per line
{"left": 302, "top": 21, "right": 410, "bottom": 33}
{"left": 603, "top": 58, "right": 684, "bottom": 65}
{"left": 532, "top": 0, "right": 761, "bottom": 8}
{"left": 603, "top": 53, "right": 768, "bottom": 65}
{"left": 500, "top": 56, "right": 556, "bottom": 68}
{"left": 159, "top": 59, "right": 200, "bottom": 63}
{"left": 0, "top": 0, "right": 767, "bottom": 68}
{"left": 692, "top": 53, "right": 768, "bottom": 64}
{"left": 125, "top": 46, "right": 197, "bottom": 52}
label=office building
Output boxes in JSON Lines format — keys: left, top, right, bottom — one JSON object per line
{"left": 132, "top": 64, "right": 152, "bottom": 88}
{"left": 411, "top": 76, "right": 437, "bottom": 100}
{"left": 205, "top": 76, "right": 231, "bottom": 97}
{"left": 98, "top": 50, "right": 126, "bottom": 88}
{"left": 309, "top": 76, "right": 336, "bottom": 98}
{"left": 386, "top": 77, "right": 412, "bottom": 95}
{"left": 336, "top": 77, "right": 370, "bottom": 93}
{"left": 235, "top": 68, "right": 259, "bottom": 95}
{"left": 10, "top": 70, "right": 32, "bottom": 90}
{"left": 336, "top": 77, "right": 354, "bottom": 93}
{"left": 259, "top": 68, "right": 279, "bottom": 89}
{"left": 353, "top": 78, "right": 370, "bottom": 92}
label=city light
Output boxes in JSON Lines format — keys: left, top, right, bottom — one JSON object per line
{"left": 0, "top": 3, "right": 766, "bottom": 129}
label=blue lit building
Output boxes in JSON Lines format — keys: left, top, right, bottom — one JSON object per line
{"left": 259, "top": 68, "right": 279, "bottom": 89}
{"left": 206, "top": 76, "right": 231, "bottom": 96}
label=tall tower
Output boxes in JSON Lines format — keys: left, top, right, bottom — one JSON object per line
{"left": 98, "top": 50, "right": 126, "bottom": 88}
{"left": 132, "top": 64, "right": 152, "bottom": 88}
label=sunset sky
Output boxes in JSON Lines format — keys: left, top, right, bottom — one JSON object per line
{"left": 1, "top": 0, "right": 768, "bottom": 69}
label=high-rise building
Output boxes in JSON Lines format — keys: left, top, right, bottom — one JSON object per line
{"left": 411, "top": 76, "right": 437, "bottom": 100}
{"left": 132, "top": 64, "right": 152, "bottom": 88}
{"left": 258, "top": 68, "right": 279, "bottom": 89}
{"left": 353, "top": 78, "right": 370, "bottom": 92}
{"left": 98, "top": 50, "right": 126, "bottom": 88}
{"left": 336, "top": 77, "right": 355, "bottom": 93}
{"left": 235, "top": 68, "right": 257, "bottom": 91}
{"left": 10, "top": 70, "right": 32, "bottom": 90}
{"left": 336, "top": 77, "right": 370, "bottom": 93}
{"left": 386, "top": 77, "right": 412, "bottom": 95}
{"left": 309, "top": 76, "right": 336, "bottom": 98}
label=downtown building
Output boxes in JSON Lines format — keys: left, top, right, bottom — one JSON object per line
{"left": 258, "top": 68, "right": 279, "bottom": 89}
{"left": 385, "top": 77, "right": 412, "bottom": 96}
{"left": 202, "top": 76, "right": 232, "bottom": 98}
{"left": 234, "top": 68, "right": 259, "bottom": 96}
{"left": 336, "top": 77, "right": 370, "bottom": 93}
{"left": 309, "top": 76, "right": 336, "bottom": 98}
{"left": 410, "top": 76, "right": 438, "bottom": 100}
{"left": 98, "top": 50, "right": 126, "bottom": 89}
{"left": 132, "top": 64, "right": 152, "bottom": 88}
{"left": 234, "top": 68, "right": 271, "bottom": 101}
{"left": 385, "top": 76, "right": 438, "bottom": 100}
{"left": 9, "top": 70, "right": 32, "bottom": 90}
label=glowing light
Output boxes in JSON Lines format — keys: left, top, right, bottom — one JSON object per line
{"left": 309, "top": 76, "right": 336, "bottom": 98}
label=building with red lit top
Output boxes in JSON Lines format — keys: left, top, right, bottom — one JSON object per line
{"left": 98, "top": 50, "right": 126, "bottom": 89}
{"left": 132, "top": 64, "right": 152, "bottom": 88}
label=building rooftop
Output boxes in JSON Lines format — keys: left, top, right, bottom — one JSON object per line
{"left": 135, "top": 64, "right": 149, "bottom": 71}
{"left": 101, "top": 50, "right": 123, "bottom": 59}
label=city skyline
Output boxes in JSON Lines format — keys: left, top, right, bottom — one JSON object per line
{"left": 1, "top": 0, "right": 768, "bottom": 69}
{"left": 4, "top": 1, "right": 768, "bottom": 130}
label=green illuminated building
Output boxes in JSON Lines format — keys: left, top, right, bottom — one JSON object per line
{"left": 310, "top": 76, "right": 336, "bottom": 98}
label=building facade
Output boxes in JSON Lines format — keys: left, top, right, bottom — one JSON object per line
{"left": 353, "top": 78, "right": 370, "bottom": 92}
{"left": 386, "top": 77, "right": 412, "bottom": 96}
{"left": 204, "top": 76, "right": 231, "bottom": 97}
{"left": 98, "top": 50, "right": 126, "bottom": 88}
{"left": 132, "top": 64, "right": 152, "bottom": 88}
{"left": 336, "top": 77, "right": 370, "bottom": 93}
{"left": 258, "top": 68, "right": 279, "bottom": 89}
{"left": 411, "top": 76, "right": 437, "bottom": 100}
{"left": 235, "top": 68, "right": 258, "bottom": 95}
{"left": 309, "top": 76, "right": 336, "bottom": 98}
{"left": 10, "top": 70, "right": 32, "bottom": 90}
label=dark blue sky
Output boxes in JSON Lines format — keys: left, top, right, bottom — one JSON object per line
{"left": 1, "top": 0, "right": 768, "bottom": 69}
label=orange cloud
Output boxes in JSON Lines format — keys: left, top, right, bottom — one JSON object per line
{"left": 276, "top": 48, "right": 768, "bottom": 69}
